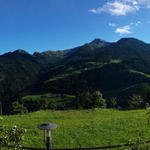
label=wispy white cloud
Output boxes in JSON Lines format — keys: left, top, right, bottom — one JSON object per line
{"left": 89, "top": 0, "right": 150, "bottom": 16}
{"left": 115, "top": 21, "right": 141, "bottom": 35}
{"left": 115, "top": 25, "right": 132, "bottom": 34}
{"left": 89, "top": 1, "right": 139, "bottom": 16}
{"left": 124, "top": 0, "right": 138, "bottom": 5}
{"left": 130, "top": 21, "right": 141, "bottom": 26}
{"left": 137, "top": 0, "right": 150, "bottom": 8}
{"left": 109, "top": 23, "right": 117, "bottom": 27}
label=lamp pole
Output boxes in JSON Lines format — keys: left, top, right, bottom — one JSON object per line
{"left": 38, "top": 122, "right": 57, "bottom": 150}
{"left": 45, "top": 130, "right": 51, "bottom": 150}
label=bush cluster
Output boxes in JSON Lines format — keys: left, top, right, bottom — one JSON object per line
{"left": 76, "top": 91, "right": 106, "bottom": 109}
{"left": 0, "top": 117, "right": 26, "bottom": 149}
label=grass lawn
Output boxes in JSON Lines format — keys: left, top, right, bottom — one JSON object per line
{"left": 1, "top": 109, "right": 150, "bottom": 149}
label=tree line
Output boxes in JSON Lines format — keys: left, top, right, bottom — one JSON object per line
{"left": 1, "top": 86, "right": 150, "bottom": 115}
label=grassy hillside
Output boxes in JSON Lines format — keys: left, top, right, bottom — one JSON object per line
{"left": 28, "top": 38, "right": 150, "bottom": 107}
{"left": 1, "top": 109, "right": 150, "bottom": 149}
{"left": 2, "top": 38, "right": 150, "bottom": 113}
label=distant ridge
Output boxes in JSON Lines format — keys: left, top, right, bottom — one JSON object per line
{"left": 0, "top": 37, "right": 149, "bottom": 56}
{"left": 1, "top": 37, "right": 150, "bottom": 114}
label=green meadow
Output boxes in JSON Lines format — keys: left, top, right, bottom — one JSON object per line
{"left": 1, "top": 109, "right": 150, "bottom": 149}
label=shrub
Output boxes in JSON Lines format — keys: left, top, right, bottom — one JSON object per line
{"left": 76, "top": 91, "right": 92, "bottom": 109}
{"left": 92, "top": 91, "right": 106, "bottom": 108}
{"left": 11, "top": 101, "right": 28, "bottom": 114}
{"left": 107, "top": 97, "right": 117, "bottom": 108}
{"left": 77, "top": 91, "right": 106, "bottom": 109}
{"left": 144, "top": 88, "right": 150, "bottom": 105}
{"left": 128, "top": 94, "right": 144, "bottom": 109}
{"left": 0, "top": 117, "right": 26, "bottom": 149}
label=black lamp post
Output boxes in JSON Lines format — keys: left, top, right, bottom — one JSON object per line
{"left": 38, "top": 122, "right": 57, "bottom": 150}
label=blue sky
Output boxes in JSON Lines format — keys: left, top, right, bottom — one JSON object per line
{"left": 0, "top": 0, "right": 150, "bottom": 54}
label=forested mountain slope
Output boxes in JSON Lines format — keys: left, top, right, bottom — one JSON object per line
{"left": 1, "top": 38, "right": 150, "bottom": 113}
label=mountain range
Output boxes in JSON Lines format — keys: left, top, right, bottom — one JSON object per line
{"left": 1, "top": 37, "right": 150, "bottom": 113}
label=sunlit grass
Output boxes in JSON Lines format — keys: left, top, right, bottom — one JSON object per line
{"left": 129, "top": 69, "right": 150, "bottom": 78}
{"left": 1, "top": 109, "right": 150, "bottom": 149}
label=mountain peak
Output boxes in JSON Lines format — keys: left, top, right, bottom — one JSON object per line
{"left": 117, "top": 38, "right": 143, "bottom": 44}
{"left": 14, "top": 49, "right": 29, "bottom": 55}
{"left": 88, "top": 38, "right": 109, "bottom": 49}
{"left": 90, "top": 38, "right": 107, "bottom": 44}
